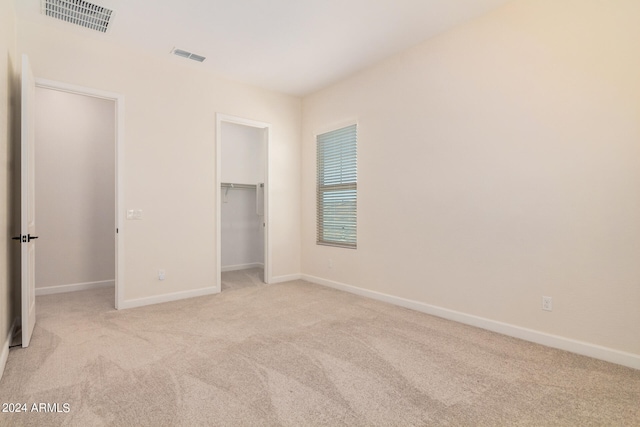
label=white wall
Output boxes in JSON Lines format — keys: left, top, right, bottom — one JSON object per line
{"left": 301, "top": 0, "right": 640, "bottom": 357}
{"left": 221, "top": 122, "right": 265, "bottom": 185}
{"left": 221, "top": 188, "right": 264, "bottom": 269}
{"left": 16, "top": 18, "right": 301, "bottom": 305}
{"left": 34, "top": 88, "right": 115, "bottom": 290}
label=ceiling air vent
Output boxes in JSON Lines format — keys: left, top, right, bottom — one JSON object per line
{"left": 171, "top": 48, "right": 206, "bottom": 63}
{"left": 42, "top": 0, "right": 113, "bottom": 33}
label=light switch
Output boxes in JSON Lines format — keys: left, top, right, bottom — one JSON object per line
{"left": 127, "top": 209, "right": 143, "bottom": 220}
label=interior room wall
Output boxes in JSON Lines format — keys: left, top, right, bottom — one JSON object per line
{"left": 221, "top": 188, "right": 264, "bottom": 270}
{"left": 0, "top": 0, "right": 17, "bottom": 374}
{"left": 16, "top": 18, "right": 301, "bottom": 305}
{"left": 34, "top": 87, "right": 115, "bottom": 291}
{"left": 221, "top": 122, "right": 265, "bottom": 270}
{"left": 221, "top": 122, "right": 265, "bottom": 185}
{"left": 301, "top": 0, "right": 640, "bottom": 358}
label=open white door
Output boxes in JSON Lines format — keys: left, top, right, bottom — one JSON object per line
{"left": 21, "top": 54, "right": 37, "bottom": 347}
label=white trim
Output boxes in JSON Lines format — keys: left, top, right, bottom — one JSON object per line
{"left": 35, "top": 280, "right": 114, "bottom": 296}
{"left": 271, "top": 273, "right": 303, "bottom": 284}
{"left": 35, "top": 78, "right": 119, "bottom": 101}
{"left": 302, "top": 274, "right": 640, "bottom": 370}
{"left": 34, "top": 78, "right": 125, "bottom": 310}
{"left": 116, "top": 91, "right": 125, "bottom": 310}
{"left": 216, "top": 113, "right": 272, "bottom": 292}
{"left": 313, "top": 118, "right": 359, "bottom": 138}
{"left": 221, "top": 263, "right": 264, "bottom": 272}
{"left": 1, "top": 318, "right": 18, "bottom": 382}
{"left": 119, "top": 286, "right": 218, "bottom": 310}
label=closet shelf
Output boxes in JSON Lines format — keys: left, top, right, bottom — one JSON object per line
{"left": 221, "top": 182, "right": 264, "bottom": 205}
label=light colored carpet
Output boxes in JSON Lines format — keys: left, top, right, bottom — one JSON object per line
{"left": 1, "top": 280, "right": 639, "bottom": 426}
{"left": 221, "top": 267, "right": 264, "bottom": 291}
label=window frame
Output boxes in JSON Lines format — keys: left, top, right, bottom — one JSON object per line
{"left": 316, "top": 122, "right": 358, "bottom": 249}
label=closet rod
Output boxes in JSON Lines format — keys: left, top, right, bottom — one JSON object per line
{"left": 221, "top": 182, "right": 257, "bottom": 190}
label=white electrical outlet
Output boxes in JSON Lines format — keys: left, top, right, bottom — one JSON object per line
{"left": 158, "top": 270, "right": 166, "bottom": 281}
{"left": 542, "top": 296, "right": 552, "bottom": 311}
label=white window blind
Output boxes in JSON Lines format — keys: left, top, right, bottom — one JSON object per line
{"left": 316, "top": 124, "right": 357, "bottom": 248}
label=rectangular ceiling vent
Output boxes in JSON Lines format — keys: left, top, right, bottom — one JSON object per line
{"left": 171, "top": 48, "right": 206, "bottom": 63}
{"left": 41, "top": 0, "right": 113, "bottom": 33}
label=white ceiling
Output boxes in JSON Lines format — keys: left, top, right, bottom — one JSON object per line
{"left": 15, "top": 0, "right": 512, "bottom": 96}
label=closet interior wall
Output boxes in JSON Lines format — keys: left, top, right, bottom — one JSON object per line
{"left": 220, "top": 122, "right": 266, "bottom": 274}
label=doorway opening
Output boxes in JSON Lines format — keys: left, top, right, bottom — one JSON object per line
{"left": 216, "top": 114, "right": 271, "bottom": 292}
{"left": 34, "top": 79, "right": 124, "bottom": 310}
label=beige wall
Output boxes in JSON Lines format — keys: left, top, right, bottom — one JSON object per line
{"left": 1, "top": 0, "right": 17, "bottom": 351}
{"left": 35, "top": 88, "right": 115, "bottom": 290}
{"left": 17, "top": 19, "right": 301, "bottom": 303}
{"left": 302, "top": 0, "right": 640, "bottom": 356}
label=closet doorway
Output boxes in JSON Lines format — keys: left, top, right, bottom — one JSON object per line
{"left": 33, "top": 79, "right": 123, "bottom": 309}
{"left": 216, "top": 114, "right": 271, "bottom": 291}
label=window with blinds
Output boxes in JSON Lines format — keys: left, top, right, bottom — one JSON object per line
{"left": 316, "top": 124, "right": 357, "bottom": 248}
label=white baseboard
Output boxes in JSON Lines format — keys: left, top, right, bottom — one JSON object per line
{"left": 221, "top": 263, "right": 264, "bottom": 273}
{"left": 36, "top": 280, "right": 115, "bottom": 296}
{"left": 302, "top": 274, "right": 640, "bottom": 371}
{"left": 270, "top": 273, "right": 302, "bottom": 284}
{"left": 119, "top": 286, "right": 219, "bottom": 310}
{"left": 1, "top": 318, "right": 19, "bottom": 382}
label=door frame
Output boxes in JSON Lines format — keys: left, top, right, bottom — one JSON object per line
{"left": 35, "top": 78, "right": 125, "bottom": 309}
{"left": 215, "top": 113, "right": 271, "bottom": 289}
